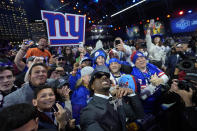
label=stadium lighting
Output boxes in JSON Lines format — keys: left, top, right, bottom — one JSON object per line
{"left": 53, "top": 3, "right": 69, "bottom": 11}
{"left": 179, "top": 11, "right": 184, "bottom": 15}
{"left": 111, "top": 0, "right": 147, "bottom": 17}
{"left": 99, "top": 29, "right": 103, "bottom": 32}
{"left": 93, "top": 0, "right": 99, "bottom": 3}
{"left": 167, "top": 14, "right": 171, "bottom": 18}
{"left": 188, "top": 10, "right": 192, "bottom": 13}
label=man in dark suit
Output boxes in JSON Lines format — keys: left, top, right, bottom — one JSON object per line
{"left": 80, "top": 65, "right": 144, "bottom": 131}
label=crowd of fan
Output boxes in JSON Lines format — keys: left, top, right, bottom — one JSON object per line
{"left": 0, "top": 29, "right": 197, "bottom": 131}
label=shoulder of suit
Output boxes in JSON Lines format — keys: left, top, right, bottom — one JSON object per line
{"left": 81, "top": 103, "right": 97, "bottom": 117}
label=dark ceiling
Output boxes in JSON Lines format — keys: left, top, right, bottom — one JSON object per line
{"left": 25, "top": 0, "right": 197, "bottom": 28}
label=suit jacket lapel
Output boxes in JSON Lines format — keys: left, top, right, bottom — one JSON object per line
{"left": 92, "top": 95, "right": 108, "bottom": 111}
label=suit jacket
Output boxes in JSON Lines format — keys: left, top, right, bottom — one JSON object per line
{"left": 80, "top": 95, "right": 144, "bottom": 131}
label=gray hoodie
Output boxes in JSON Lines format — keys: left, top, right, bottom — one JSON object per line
{"left": 2, "top": 79, "right": 56, "bottom": 108}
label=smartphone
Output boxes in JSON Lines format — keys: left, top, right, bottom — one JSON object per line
{"left": 149, "top": 19, "right": 155, "bottom": 28}
{"left": 24, "top": 40, "right": 34, "bottom": 45}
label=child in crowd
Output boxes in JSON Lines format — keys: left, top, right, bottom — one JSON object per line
{"left": 32, "top": 85, "right": 78, "bottom": 131}
{"left": 92, "top": 49, "right": 107, "bottom": 68}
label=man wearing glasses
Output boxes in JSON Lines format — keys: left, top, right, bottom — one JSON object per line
{"left": 80, "top": 65, "right": 144, "bottom": 131}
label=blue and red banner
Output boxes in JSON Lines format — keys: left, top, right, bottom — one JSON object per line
{"left": 170, "top": 12, "right": 197, "bottom": 33}
{"left": 41, "top": 10, "right": 86, "bottom": 46}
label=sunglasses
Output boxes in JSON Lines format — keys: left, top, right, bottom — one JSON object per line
{"left": 94, "top": 72, "right": 110, "bottom": 79}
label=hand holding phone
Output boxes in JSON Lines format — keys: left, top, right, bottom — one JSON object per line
{"left": 146, "top": 29, "right": 151, "bottom": 35}
{"left": 149, "top": 19, "right": 155, "bottom": 28}
{"left": 24, "top": 40, "right": 34, "bottom": 45}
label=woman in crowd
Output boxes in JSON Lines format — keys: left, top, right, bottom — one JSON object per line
{"left": 145, "top": 29, "right": 166, "bottom": 69}
{"left": 71, "top": 66, "right": 94, "bottom": 125}
{"left": 63, "top": 46, "right": 75, "bottom": 71}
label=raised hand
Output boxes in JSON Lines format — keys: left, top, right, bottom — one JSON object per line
{"left": 21, "top": 39, "right": 33, "bottom": 51}
{"left": 54, "top": 103, "right": 68, "bottom": 128}
{"left": 146, "top": 29, "right": 151, "bottom": 35}
{"left": 116, "top": 43, "right": 126, "bottom": 52}
{"left": 116, "top": 87, "right": 133, "bottom": 98}
{"left": 150, "top": 73, "right": 163, "bottom": 86}
{"left": 170, "top": 82, "right": 194, "bottom": 107}
{"left": 71, "top": 62, "right": 80, "bottom": 76}
{"left": 61, "top": 86, "right": 71, "bottom": 101}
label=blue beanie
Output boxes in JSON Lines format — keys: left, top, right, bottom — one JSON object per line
{"left": 109, "top": 58, "right": 121, "bottom": 66}
{"left": 130, "top": 51, "right": 145, "bottom": 64}
{"left": 94, "top": 50, "right": 106, "bottom": 61}
{"left": 152, "top": 34, "right": 163, "bottom": 40}
{"left": 118, "top": 75, "right": 137, "bottom": 91}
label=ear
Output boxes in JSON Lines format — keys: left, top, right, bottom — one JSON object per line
{"left": 32, "top": 99, "right": 37, "bottom": 107}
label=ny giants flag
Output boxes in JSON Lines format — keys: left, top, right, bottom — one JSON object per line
{"left": 41, "top": 10, "right": 86, "bottom": 46}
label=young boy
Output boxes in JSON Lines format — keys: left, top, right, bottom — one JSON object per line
{"left": 32, "top": 85, "right": 77, "bottom": 131}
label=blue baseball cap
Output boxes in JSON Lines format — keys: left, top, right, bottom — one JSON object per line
{"left": 108, "top": 58, "right": 121, "bottom": 66}
{"left": 94, "top": 50, "right": 106, "bottom": 62}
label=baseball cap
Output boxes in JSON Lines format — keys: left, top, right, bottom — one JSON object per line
{"left": 54, "top": 77, "right": 69, "bottom": 88}
{"left": 81, "top": 66, "right": 94, "bottom": 77}
{"left": 79, "top": 56, "right": 92, "bottom": 65}
{"left": 89, "top": 65, "right": 110, "bottom": 87}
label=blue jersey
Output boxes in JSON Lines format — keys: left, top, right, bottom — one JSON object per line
{"left": 131, "top": 63, "right": 165, "bottom": 114}
{"left": 71, "top": 85, "right": 90, "bottom": 125}
{"left": 131, "top": 63, "right": 165, "bottom": 91}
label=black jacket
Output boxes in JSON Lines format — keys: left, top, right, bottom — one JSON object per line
{"left": 80, "top": 95, "right": 144, "bottom": 131}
